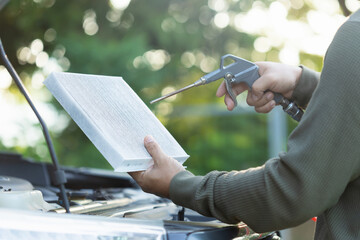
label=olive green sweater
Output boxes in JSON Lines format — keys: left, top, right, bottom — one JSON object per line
{"left": 169, "top": 10, "right": 360, "bottom": 239}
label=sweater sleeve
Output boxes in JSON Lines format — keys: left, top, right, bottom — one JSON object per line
{"left": 291, "top": 66, "right": 320, "bottom": 109}
{"left": 169, "top": 20, "right": 360, "bottom": 233}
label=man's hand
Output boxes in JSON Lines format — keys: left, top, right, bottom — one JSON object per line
{"left": 129, "top": 135, "right": 185, "bottom": 198}
{"left": 216, "top": 62, "right": 302, "bottom": 113}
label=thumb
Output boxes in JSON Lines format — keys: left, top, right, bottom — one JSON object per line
{"left": 251, "top": 74, "right": 273, "bottom": 101}
{"left": 144, "top": 135, "right": 166, "bottom": 165}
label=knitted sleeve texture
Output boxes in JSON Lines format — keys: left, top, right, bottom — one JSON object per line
{"left": 292, "top": 66, "right": 320, "bottom": 109}
{"left": 170, "top": 12, "right": 360, "bottom": 238}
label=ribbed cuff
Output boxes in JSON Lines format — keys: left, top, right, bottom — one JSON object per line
{"left": 291, "top": 65, "right": 320, "bottom": 109}
{"left": 169, "top": 170, "right": 203, "bottom": 209}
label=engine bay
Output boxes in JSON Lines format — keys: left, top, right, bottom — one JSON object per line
{"left": 0, "top": 152, "right": 279, "bottom": 239}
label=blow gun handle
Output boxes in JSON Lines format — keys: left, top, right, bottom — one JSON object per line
{"left": 220, "top": 55, "right": 303, "bottom": 122}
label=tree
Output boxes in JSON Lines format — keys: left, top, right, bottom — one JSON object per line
{"left": 0, "top": 0, "right": 338, "bottom": 174}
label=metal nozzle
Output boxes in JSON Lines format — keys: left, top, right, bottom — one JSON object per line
{"left": 150, "top": 79, "right": 204, "bottom": 104}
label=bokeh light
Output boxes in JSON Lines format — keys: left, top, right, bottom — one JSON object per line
{"left": 0, "top": 66, "right": 12, "bottom": 89}
{"left": 83, "top": 9, "right": 99, "bottom": 36}
{"left": 214, "top": 12, "right": 230, "bottom": 28}
{"left": 110, "top": 0, "right": 131, "bottom": 10}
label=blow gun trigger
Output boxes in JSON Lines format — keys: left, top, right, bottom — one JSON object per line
{"left": 224, "top": 75, "right": 239, "bottom": 107}
{"left": 219, "top": 55, "right": 261, "bottom": 108}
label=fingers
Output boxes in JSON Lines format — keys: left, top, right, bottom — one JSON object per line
{"left": 144, "top": 135, "right": 167, "bottom": 166}
{"left": 128, "top": 136, "right": 185, "bottom": 198}
{"left": 247, "top": 91, "right": 273, "bottom": 106}
{"left": 251, "top": 75, "right": 274, "bottom": 101}
{"left": 224, "top": 94, "right": 235, "bottom": 111}
{"left": 247, "top": 91, "right": 276, "bottom": 113}
{"left": 232, "top": 82, "right": 249, "bottom": 96}
{"left": 216, "top": 81, "right": 226, "bottom": 97}
{"left": 255, "top": 100, "right": 276, "bottom": 113}
{"left": 216, "top": 77, "right": 276, "bottom": 114}
{"left": 218, "top": 81, "right": 249, "bottom": 111}
{"left": 217, "top": 81, "right": 248, "bottom": 97}
{"left": 251, "top": 63, "right": 277, "bottom": 100}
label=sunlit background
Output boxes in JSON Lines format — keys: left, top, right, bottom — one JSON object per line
{"left": 1, "top": 0, "right": 359, "bottom": 239}
{"left": 0, "top": 0, "right": 358, "bottom": 171}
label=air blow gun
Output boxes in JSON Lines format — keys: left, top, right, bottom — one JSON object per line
{"left": 151, "top": 54, "right": 303, "bottom": 122}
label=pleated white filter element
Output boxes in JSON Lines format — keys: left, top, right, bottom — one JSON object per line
{"left": 44, "top": 72, "right": 189, "bottom": 172}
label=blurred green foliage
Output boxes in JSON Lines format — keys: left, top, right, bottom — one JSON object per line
{"left": 0, "top": 0, "right": 326, "bottom": 175}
